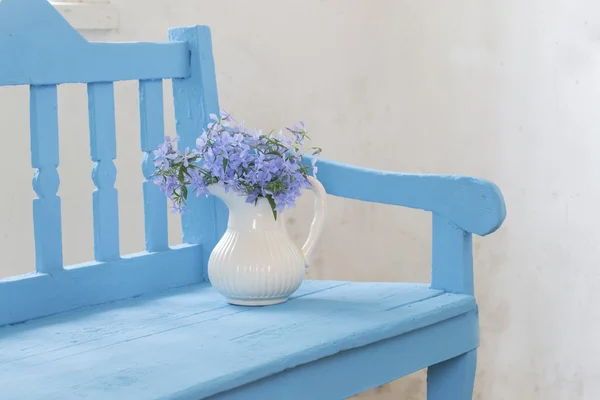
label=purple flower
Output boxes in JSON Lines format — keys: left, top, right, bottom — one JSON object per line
{"left": 152, "top": 110, "right": 321, "bottom": 217}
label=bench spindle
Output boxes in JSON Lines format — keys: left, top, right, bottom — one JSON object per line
{"left": 87, "top": 82, "right": 120, "bottom": 262}
{"left": 30, "top": 84, "right": 63, "bottom": 273}
{"left": 139, "top": 79, "right": 169, "bottom": 252}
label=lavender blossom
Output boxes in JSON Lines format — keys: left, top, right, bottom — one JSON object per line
{"left": 152, "top": 111, "right": 321, "bottom": 219}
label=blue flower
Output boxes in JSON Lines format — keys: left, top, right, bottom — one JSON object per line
{"left": 152, "top": 110, "right": 321, "bottom": 217}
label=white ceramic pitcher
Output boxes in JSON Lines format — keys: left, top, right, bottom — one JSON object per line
{"left": 207, "top": 177, "right": 326, "bottom": 306}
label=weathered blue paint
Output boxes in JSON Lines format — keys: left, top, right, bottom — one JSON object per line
{"left": 0, "top": 0, "right": 189, "bottom": 86}
{"left": 169, "top": 26, "right": 228, "bottom": 268}
{"left": 213, "top": 311, "right": 478, "bottom": 400}
{"left": 0, "top": 1, "right": 507, "bottom": 398}
{"left": 0, "top": 281, "right": 478, "bottom": 399}
{"left": 140, "top": 79, "right": 169, "bottom": 252}
{"left": 0, "top": 245, "right": 202, "bottom": 326}
{"left": 30, "top": 85, "right": 63, "bottom": 274}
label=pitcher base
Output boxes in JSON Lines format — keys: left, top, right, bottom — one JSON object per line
{"left": 227, "top": 297, "right": 289, "bottom": 306}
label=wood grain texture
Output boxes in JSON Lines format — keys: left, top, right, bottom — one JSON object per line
{"left": 169, "top": 26, "right": 228, "bottom": 268}
{"left": 0, "top": 244, "right": 202, "bottom": 326}
{"left": 213, "top": 312, "right": 478, "bottom": 400}
{"left": 30, "top": 85, "right": 63, "bottom": 273}
{"left": 140, "top": 79, "right": 169, "bottom": 252}
{"left": 307, "top": 157, "right": 506, "bottom": 236}
{"left": 0, "top": 281, "right": 477, "bottom": 399}
{"left": 0, "top": 0, "right": 189, "bottom": 86}
{"left": 88, "top": 82, "right": 120, "bottom": 262}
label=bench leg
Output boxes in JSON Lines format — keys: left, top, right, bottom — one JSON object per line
{"left": 427, "top": 350, "right": 477, "bottom": 400}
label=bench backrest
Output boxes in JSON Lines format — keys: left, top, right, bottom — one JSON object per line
{"left": 0, "top": 0, "right": 226, "bottom": 325}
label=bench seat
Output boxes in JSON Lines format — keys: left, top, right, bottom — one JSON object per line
{"left": 0, "top": 280, "right": 477, "bottom": 399}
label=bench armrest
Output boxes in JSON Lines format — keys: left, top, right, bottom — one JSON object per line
{"left": 309, "top": 157, "right": 507, "bottom": 296}
{"left": 312, "top": 158, "right": 506, "bottom": 236}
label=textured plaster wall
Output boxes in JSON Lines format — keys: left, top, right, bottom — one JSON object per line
{"left": 1, "top": 1, "right": 599, "bottom": 398}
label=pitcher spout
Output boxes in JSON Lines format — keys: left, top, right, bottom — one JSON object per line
{"left": 207, "top": 184, "right": 244, "bottom": 208}
{"left": 208, "top": 184, "right": 281, "bottom": 230}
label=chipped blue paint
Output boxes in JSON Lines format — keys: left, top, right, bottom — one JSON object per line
{"left": 0, "top": 0, "right": 506, "bottom": 398}
{"left": 0, "top": 282, "right": 479, "bottom": 399}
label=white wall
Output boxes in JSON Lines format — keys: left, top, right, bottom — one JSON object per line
{"left": 1, "top": 0, "right": 599, "bottom": 399}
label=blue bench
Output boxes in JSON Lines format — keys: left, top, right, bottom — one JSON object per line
{"left": 0, "top": 0, "right": 506, "bottom": 399}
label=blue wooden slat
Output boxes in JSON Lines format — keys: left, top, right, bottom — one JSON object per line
{"left": 88, "top": 82, "right": 120, "bottom": 262}
{"left": 0, "top": 0, "right": 189, "bottom": 86}
{"left": 213, "top": 312, "right": 478, "bottom": 400}
{"left": 139, "top": 79, "right": 168, "bottom": 252}
{"left": 30, "top": 85, "right": 63, "bottom": 274}
{"left": 431, "top": 214, "right": 474, "bottom": 295}
{"left": 305, "top": 156, "right": 506, "bottom": 236}
{"left": 0, "top": 244, "right": 203, "bottom": 326}
{"left": 169, "top": 26, "right": 228, "bottom": 269}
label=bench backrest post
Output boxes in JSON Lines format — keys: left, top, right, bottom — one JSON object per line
{"left": 169, "top": 26, "right": 228, "bottom": 270}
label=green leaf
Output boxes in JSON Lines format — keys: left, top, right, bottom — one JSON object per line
{"left": 223, "top": 157, "right": 228, "bottom": 173}
{"left": 183, "top": 168, "right": 194, "bottom": 179}
{"left": 182, "top": 185, "right": 188, "bottom": 199}
{"left": 266, "top": 195, "right": 278, "bottom": 221}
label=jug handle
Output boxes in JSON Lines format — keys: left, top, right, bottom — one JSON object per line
{"left": 301, "top": 176, "right": 327, "bottom": 267}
